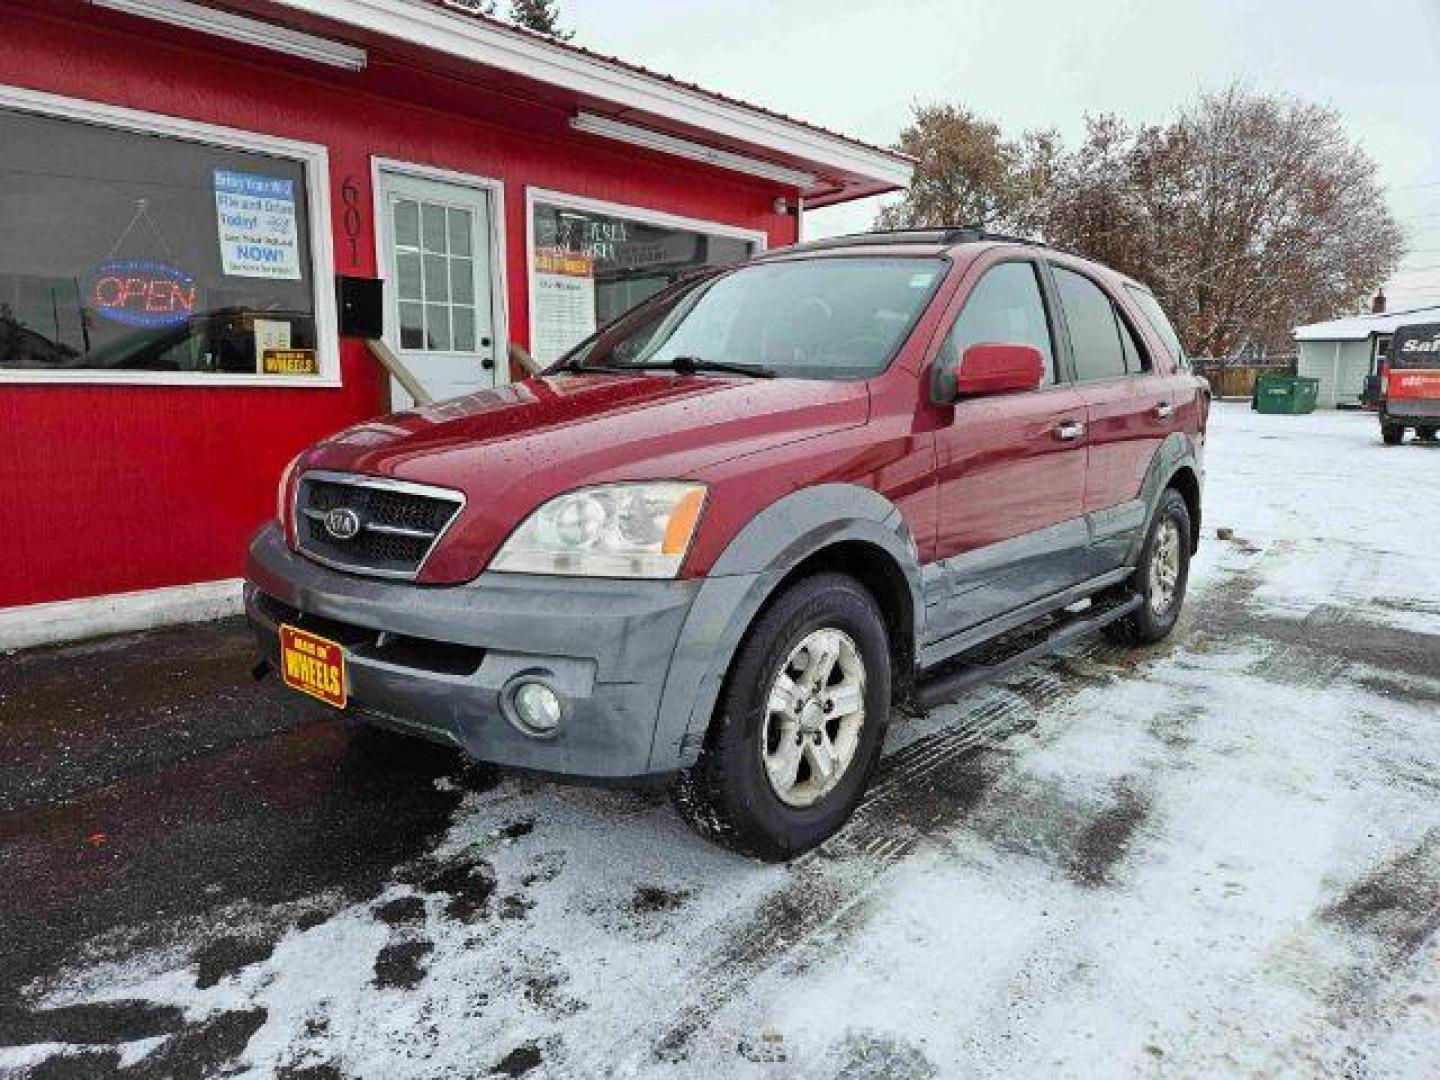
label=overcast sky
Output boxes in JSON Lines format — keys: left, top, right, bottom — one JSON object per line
{"left": 569, "top": 0, "right": 1440, "bottom": 312}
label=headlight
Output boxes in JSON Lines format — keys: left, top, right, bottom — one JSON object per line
{"left": 491, "top": 483, "right": 707, "bottom": 578}
{"left": 276, "top": 452, "right": 303, "bottom": 526}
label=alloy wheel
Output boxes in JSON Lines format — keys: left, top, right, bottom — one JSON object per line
{"left": 760, "top": 628, "right": 867, "bottom": 808}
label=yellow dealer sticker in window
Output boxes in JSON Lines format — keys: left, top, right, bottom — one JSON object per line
{"left": 262, "top": 348, "right": 318, "bottom": 375}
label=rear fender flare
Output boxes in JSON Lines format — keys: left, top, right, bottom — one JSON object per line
{"left": 1128, "top": 433, "right": 1202, "bottom": 563}
{"left": 648, "top": 484, "right": 923, "bottom": 772}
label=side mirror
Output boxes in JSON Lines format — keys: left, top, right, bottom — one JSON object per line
{"left": 952, "top": 343, "right": 1045, "bottom": 398}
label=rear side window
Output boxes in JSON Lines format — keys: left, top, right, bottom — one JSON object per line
{"left": 938, "top": 261, "right": 1056, "bottom": 390}
{"left": 1126, "top": 285, "right": 1189, "bottom": 371}
{"left": 1054, "top": 267, "right": 1126, "bottom": 382}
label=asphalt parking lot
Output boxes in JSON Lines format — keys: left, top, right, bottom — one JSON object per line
{"left": 2, "top": 402, "right": 1438, "bottom": 1079}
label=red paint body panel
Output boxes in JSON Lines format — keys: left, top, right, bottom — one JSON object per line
{"left": 1388, "top": 369, "right": 1440, "bottom": 401}
{"left": 0, "top": 2, "right": 797, "bottom": 608}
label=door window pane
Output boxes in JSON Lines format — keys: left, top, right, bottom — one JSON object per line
{"left": 1055, "top": 267, "right": 1126, "bottom": 382}
{"left": 447, "top": 208, "right": 472, "bottom": 256}
{"left": 530, "top": 201, "right": 758, "bottom": 365}
{"left": 938, "top": 262, "right": 1055, "bottom": 391}
{"left": 421, "top": 204, "right": 448, "bottom": 254}
{"left": 424, "top": 304, "right": 451, "bottom": 351}
{"left": 393, "top": 200, "right": 420, "bottom": 248}
{"left": 396, "top": 252, "right": 423, "bottom": 302}
{"left": 1125, "top": 285, "right": 1188, "bottom": 370}
{"left": 0, "top": 107, "right": 320, "bottom": 377}
{"left": 398, "top": 302, "right": 424, "bottom": 349}
{"left": 451, "top": 259, "right": 474, "bottom": 305}
{"left": 423, "top": 255, "right": 449, "bottom": 303}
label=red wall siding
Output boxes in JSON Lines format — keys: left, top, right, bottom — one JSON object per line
{"left": 0, "top": 5, "right": 798, "bottom": 608}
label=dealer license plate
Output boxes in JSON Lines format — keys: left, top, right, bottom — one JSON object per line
{"left": 279, "top": 624, "right": 347, "bottom": 709}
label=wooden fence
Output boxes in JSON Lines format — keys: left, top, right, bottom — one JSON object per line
{"left": 1192, "top": 357, "right": 1297, "bottom": 400}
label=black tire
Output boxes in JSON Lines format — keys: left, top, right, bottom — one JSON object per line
{"left": 1418, "top": 427, "right": 1438, "bottom": 442}
{"left": 1104, "top": 488, "right": 1192, "bottom": 646}
{"left": 1382, "top": 423, "right": 1405, "bottom": 446}
{"left": 672, "top": 572, "right": 892, "bottom": 861}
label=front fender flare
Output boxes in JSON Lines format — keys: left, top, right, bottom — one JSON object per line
{"left": 647, "top": 483, "right": 923, "bottom": 772}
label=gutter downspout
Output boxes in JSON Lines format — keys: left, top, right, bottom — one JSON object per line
{"left": 1332, "top": 340, "right": 1342, "bottom": 409}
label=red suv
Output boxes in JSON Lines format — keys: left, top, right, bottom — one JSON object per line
{"left": 247, "top": 229, "right": 1208, "bottom": 859}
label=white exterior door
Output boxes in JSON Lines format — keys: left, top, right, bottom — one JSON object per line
{"left": 377, "top": 169, "right": 499, "bottom": 407}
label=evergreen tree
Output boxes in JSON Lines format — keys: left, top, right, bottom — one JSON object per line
{"left": 509, "top": 0, "right": 572, "bottom": 40}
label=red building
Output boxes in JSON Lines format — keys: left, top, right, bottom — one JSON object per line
{"left": 0, "top": 0, "right": 909, "bottom": 647}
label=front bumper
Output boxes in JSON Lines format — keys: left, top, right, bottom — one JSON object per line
{"left": 246, "top": 523, "right": 709, "bottom": 780}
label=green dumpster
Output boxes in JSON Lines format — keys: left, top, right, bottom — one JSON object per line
{"left": 1252, "top": 375, "right": 1320, "bottom": 415}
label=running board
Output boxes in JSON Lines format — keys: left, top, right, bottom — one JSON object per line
{"left": 915, "top": 593, "right": 1143, "bottom": 708}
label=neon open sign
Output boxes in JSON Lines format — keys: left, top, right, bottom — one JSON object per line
{"left": 90, "top": 259, "right": 198, "bottom": 328}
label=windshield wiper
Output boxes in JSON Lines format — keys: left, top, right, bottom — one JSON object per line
{"left": 558, "top": 356, "right": 777, "bottom": 379}
{"left": 667, "top": 355, "right": 776, "bottom": 379}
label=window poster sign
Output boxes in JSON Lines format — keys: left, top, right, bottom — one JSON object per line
{"left": 214, "top": 170, "right": 302, "bottom": 280}
{"left": 532, "top": 248, "right": 597, "bottom": 365}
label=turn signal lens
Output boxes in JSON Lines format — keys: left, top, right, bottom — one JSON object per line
{"left": 662, "top": 487, "right": 706, "bottom": 556}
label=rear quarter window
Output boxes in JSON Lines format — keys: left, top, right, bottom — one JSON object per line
{"left": 1126, "top": 286, "right": 1189, "bottom": 371}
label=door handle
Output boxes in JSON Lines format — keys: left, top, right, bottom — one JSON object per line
{"left": 480, "top": 357, "right": 495, "bottom": 371}
{"left": 1154, "top": 401, "right": 1174, "bottom": 420}
{"left": 1054, "top": 420, "right": 1086, "bottom": 442}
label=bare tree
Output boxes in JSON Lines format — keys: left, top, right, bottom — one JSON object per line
{"left": 1048, "top": 86, "right": 1403, "bottom": 356}
{"left": 881, "top": 87, "right": 1403, "bottom": 356}
{"left": 876, "top": 105, "right": 1059, "bottom": 234}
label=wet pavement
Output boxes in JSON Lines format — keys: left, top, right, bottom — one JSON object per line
{"left": 2, "top": 404, "right": 1438, "bottom": 1078}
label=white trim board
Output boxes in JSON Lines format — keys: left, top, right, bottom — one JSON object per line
{"left": 0, "top": 579, "right": 245, "bottom": 652}
{"left": 0, "top": 82, "right": 342, "bottom": 389}
{"left": 263, "top": 0, "right": 912, "bottom": 192}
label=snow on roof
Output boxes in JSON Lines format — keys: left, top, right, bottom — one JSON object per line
{"left": 1293, "top": 305, "right": 1440, "bottom": 342}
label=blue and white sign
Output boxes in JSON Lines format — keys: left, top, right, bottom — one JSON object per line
{"left": 214, "top": 170, "right": 302, "bottom": 280}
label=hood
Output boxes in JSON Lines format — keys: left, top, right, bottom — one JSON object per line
{"left": 303, "top": 373, "right": 870, "bottom": 583}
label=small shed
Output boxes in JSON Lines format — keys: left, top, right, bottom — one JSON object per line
{"left": 1294, "top": 305, "right": 1440, "bottom": 408}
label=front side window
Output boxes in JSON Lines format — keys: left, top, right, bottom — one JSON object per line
{"left": 563, "top": 257, "right": 947, "bottom": 380}
{"left": 1055, "top": 267, "right": 1127, "bottom": 382}
{"left": 0, "top": 106, "right": 323, "bottom": 379}
{"left": 937, "top": 261, "right": 1056, "bottom": 392}
{"left": 530, "top": 200, "right": 758, "bottom": 366}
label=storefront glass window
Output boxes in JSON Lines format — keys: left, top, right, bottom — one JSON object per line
{"left": 0, "top": 107, "right": 322, "bottom": 379}
{"left": 530, "top": 199, "right": 757, "bottom": 365}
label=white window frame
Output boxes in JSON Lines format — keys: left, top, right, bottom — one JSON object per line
{"left": 0, "top": 82, "right": 340, "bottom": 388}
{"left": 524, "top": 186, "right": 767, "bottom": 363}
{"left": 370, "top": 157, "right": 510, "bottom": 384}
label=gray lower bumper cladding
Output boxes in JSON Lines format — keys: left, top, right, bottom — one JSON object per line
{"left": 245, "top": 523, "right": 724, "bottom": 781}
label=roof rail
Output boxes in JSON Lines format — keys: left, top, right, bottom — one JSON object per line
{"left": 773, "top": 226, "right": 1048, "bottom": 255}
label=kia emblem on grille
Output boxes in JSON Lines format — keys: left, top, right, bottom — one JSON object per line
{"left": 324, "top": 507, "right": 363, "bottom": 541}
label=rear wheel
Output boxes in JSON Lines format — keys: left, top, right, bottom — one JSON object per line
{"left": 672, "top": 572, "right": 891, "bottom": 861}
{"left": 1417, "top": 426, "right": 1438, "bottom": 442}
{"left": 1382, "top": 423, "right": 1406, "bottom": 445}
{"left": 1104, "top": 488, "right": 1192, "bottom": 646}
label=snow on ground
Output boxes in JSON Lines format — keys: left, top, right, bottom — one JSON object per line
{"left": 5, "top": 403, "right": 1440, "bottom": 1078}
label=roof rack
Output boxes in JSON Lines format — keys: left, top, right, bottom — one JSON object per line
{"left": 773, "top": 226, "right": 1049, "bottom": 255}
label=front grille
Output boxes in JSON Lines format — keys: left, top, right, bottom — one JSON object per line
{"left": 295, "top": 472, "right": 464, "bottom": 579}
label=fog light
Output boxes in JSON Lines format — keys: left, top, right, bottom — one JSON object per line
{"left": 512, "top": 680, "right": 562, "bottom": 735}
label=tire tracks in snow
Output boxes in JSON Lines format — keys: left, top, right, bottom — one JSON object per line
{"left": 611, "top": 538, "right": 1385, "bottom": 1069}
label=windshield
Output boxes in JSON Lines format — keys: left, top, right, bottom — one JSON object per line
{"left": 559, "top": 256, "right": 948, "bottom": 380}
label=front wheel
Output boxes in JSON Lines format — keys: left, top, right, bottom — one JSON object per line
{"left": 1382, "top": 423, "right": 1405, "bottom": 446}
{"left": 672, "top": 572, "right": 892, "bottom": 861}
{"left": 1105, "top": 488, "right": 1192, "bottom": 646}
{"left": 1417, "top": 427, "right": 1438, "bottom": 443}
